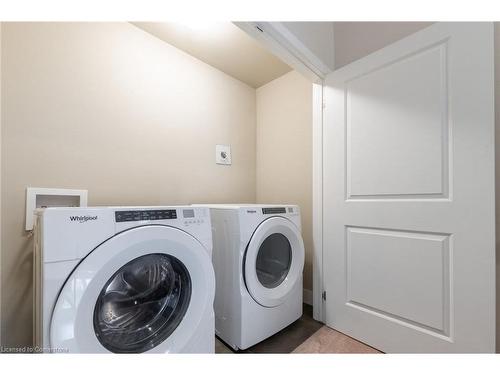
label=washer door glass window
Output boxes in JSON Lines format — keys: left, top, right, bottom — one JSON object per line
{"left": 255, "top": 233, "right": 292, "bottom": 289}
{"left": 244, "top": 216, "right": 305, "bottom": 307}
{"left": 93, "top": 253, "right": 191, "bottom": 353}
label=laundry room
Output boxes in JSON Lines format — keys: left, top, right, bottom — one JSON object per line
{"left": 1, "top": 5, "right": 500, "bottom": 368}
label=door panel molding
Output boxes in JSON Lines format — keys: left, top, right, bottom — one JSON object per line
{"left": 344, "top": 40, "right": 451, "bottom": 201}
{"left": 345, "top": 226, "right": 452, "bottom": 338}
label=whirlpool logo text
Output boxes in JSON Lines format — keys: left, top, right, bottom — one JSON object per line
{"left": 69, "top": 215, "right": 98, "bottom": 223}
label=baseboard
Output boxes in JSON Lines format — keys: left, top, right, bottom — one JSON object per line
{"left": 303, "top": 288, "right": 313, "bottom": 306}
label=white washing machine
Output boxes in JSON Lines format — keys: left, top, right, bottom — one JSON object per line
{"left": 198, "top": 204, "right": 305, "bottom": 350}
{"left": 33, "top": 206, "right": 215, "bottom": 353}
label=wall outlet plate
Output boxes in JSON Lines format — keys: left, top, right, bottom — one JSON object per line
{"left": 216, "top": 144, "right": 232, "bottom": 165}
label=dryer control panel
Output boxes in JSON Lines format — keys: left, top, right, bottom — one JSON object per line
{"left": 262, "top": 207, "right": 286, "bottom": 215}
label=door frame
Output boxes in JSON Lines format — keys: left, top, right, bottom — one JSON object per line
{"left": 0, "top": 22, "right": 3, "bottom": 345}
{"left": 312, "top": 82, "right": 324, "bottom": 322}
{"left": 235, "top": 21, "right": 327, "bottom": 322}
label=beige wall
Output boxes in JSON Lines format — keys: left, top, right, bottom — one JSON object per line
{"left": 0, "top": 22, "right": 256, "bottom": 348}
{"left": 256, "top": 71, "right": 313, "bottom": 291}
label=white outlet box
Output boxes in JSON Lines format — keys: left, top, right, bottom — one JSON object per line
{"left": 25, "top": 187, "right": 88, "bottom": 230}
{"left": 216, "top": 144, "right": 232, "bottom": 165}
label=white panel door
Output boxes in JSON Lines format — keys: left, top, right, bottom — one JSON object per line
{"left": 323, "top": 22, "right": 495, "bottom": 353}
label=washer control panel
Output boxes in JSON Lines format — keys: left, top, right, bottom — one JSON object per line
{"left": 115, "top": 209, "right": 177, "bottom": 222}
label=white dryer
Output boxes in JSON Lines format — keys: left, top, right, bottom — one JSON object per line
{"left": 200, "top": 204, "right": 305, "bottom": 350}
{"left": 33, "top": 206, "right": 215, "bottom": 353}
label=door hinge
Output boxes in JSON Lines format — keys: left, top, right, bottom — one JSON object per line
{"left": 322, "top": 291, "right": 327, "bottom": 301}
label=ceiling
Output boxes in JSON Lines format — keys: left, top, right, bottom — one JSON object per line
{"left": 132, "top": 22, "right": 292, "bottom": 88}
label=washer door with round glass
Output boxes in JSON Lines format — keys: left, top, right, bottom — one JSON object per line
{"left": 244, "top": 217, "right": 305, "bottom": 307}
{"left": 50, "top": 225, "right": 215, "bottom": 353}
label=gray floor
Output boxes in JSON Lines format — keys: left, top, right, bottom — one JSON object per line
{"left": 215, "top": 304, "right": 323, "bottom": 354}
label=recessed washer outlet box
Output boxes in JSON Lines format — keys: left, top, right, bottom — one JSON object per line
{"left": 26, "top": 187, "right": 88, "bottom": 230}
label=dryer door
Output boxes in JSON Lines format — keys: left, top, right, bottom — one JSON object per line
{"left": 244, "top": 217, "right": 305, "bottom": 307}
{"left": 50, "top": 225, "right": 215, "bottom": 353}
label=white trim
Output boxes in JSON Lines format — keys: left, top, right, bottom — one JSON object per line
{"left": 0, "top": 21, "right": 3, "bottom": 346}
{"left": 312, "top": 82, "right": 324, "bottom": 322}
{"left": 234, "top": 22, "right": 324, "bottom": 83}
{"left": 255, "top": 22, "right": 333, "bottom": 78}
{"left": 303, "top": 288, "right": 313, "bottom": 306}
